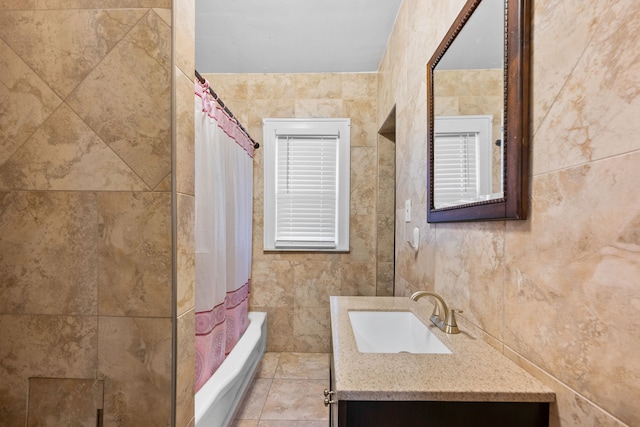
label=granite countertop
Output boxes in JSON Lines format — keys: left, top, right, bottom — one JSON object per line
{"left": 330, "top": 296, "right": 555, "bottom": 403}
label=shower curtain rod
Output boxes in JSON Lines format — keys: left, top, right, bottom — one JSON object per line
{"left": 195, "top": 69, "right": 259, "bottom": 149}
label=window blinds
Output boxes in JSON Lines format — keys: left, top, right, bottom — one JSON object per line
{"left": 275, "top": 134, "right": 339, "bottom": 248}
{"left": 433, "top": 132, "right": 480, "bottom": 208}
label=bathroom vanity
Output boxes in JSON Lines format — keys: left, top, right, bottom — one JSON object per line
{"left": 328, "top": 296, "right": 555, "bottom": 427}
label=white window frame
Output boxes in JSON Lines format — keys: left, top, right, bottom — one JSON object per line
{"left": 433, "top": 115, "right": 493, "bottom": 208}
{"left": 263, "top": 118, "right": 350, "bottom": 252}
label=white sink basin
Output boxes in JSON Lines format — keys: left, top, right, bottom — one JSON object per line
{"left": 348, "top": 311, "right": 452, "bottom": 354}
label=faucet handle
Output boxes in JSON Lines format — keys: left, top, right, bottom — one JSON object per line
{"left": 444, "top": 309, "right": 462, "bottom": 334}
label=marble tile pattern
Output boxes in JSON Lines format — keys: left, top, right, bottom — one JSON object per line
{"left": 0, "top": 38, "right": 61, "bottom": 165}
{"left": 176, "top": 309, "right": 195, "bottom": 427}
{"left": 97, "top": 192, "right": 172, "bottom": 317}
{"left": 176, "top": 193, "right": 195, "bottom": 316}
{"left": 0, "top": 314, "right": 98, "bottom": 423}
{"left": 0, "top": 191, "right": 98, "bottom": 315}
{"left": 27, "top": 378, "right": 104, "bottom": 426}
{"left": 173, "top": 0, "right": 196, "bottom": 423}
{"left": 205, "top": 73, "right": 381, "bottom": 353}
{"left": 350, "top": 146, "right": 377, "bottom": 215}
{"left": 0, "top": 105, "right": 148, "bottom": 191}
{"left": 380, "top": 0, "right": 640, "bottom": 425}
{"left": 435, "top": 221, "right": 506, "bottom": 340}
{"left": 175, "top": 69, "right": 196, "bottom": 196}
{"left": 232, "top": 352, "right": 330, "bottom": 426}
{"left": 98, "top": 316, "right": 172, "bottom": 426}
{"left": 174, "top": 0, "right": 194, "bottom": 77}
{"left": 0, "top": 2, "right": 174, "bottom": 426}
{"left": 0, "top": 9, "right": 147, "bottom": 98}
{"left": 377, "top": 135, "right": 396, "bottom": 216}
{"left": 66, "top": 10, "right": 172, "bottom": 190}
{"left": 376, "top": 134, "right": 396, "bottom": 295}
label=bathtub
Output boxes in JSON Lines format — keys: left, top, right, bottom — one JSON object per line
{"left": 195, "top": 311, "right": 267, "bottom": 427}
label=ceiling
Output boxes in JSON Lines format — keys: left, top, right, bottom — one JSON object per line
{"left": 195, "top": 0, "right": 404, "bottom": 74}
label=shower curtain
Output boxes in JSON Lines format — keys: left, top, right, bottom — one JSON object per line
{"left": 194, "top": 78, "right": 254, "bottom": 392}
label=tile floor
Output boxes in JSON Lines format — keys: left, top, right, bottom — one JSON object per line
{"left": 231, "top": 352, "right": 331, "bottom": 427}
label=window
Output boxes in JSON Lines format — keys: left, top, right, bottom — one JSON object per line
{"left": 433, "top": 115, "right": 494, "bottom": 208}
{"left": 263, "top": 118, "right": 350, "bottom": 251}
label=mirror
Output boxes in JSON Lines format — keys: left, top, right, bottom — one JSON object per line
{"left": 427, "top": 0, "right": 530, "bottom": 222}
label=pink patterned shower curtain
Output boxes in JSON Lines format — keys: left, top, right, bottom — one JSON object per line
{"left": 194, "top": 78, "right": 254, "bottom": 392}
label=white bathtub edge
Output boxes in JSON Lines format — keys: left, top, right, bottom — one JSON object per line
{"left": 195, "top": 311, "right": 267, "bottom": 426}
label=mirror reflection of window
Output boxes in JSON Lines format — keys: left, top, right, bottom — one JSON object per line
{"left": 434, "top": 115, "right": 503, "bottom": 208}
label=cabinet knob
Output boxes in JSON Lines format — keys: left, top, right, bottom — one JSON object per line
{"left": 324, "top": 397, "right": 336, "bottom": 406}
{"left": 323, "top": 389, "right": 336, "bottom": 406}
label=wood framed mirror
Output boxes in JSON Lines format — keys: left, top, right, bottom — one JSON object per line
{"left": 427, "top": 0, "right": 530, "bottom": 222}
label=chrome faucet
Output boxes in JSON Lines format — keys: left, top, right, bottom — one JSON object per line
{"left": 409, "top": 291, "right": 460, "bottom": 334}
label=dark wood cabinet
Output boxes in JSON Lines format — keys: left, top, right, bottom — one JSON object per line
{"left": 329, "top": 356, "right": 549, "bottom": 427}
{"left": 333, "top": 399, "right": 549, "bottom": 427}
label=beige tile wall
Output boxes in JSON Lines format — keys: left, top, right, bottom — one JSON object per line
{"left": 377, "top": 134, "right": 396, "bottom": 296}
{"left": 27, "top": 378, "right": 105, "bottom": 426}
{"left": 0, "top": 2, "right": 174, "bottom": 425}
{"left": 173, "top": 0, "right": 196, "bottom": 423}
{"left": 382, "top": 0, "right": 640, "bottom": 426}
{"left": 204, "top": 73, "right": 381, "bottom": 352}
